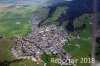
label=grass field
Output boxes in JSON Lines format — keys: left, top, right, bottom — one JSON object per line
{"left": 63, "top": 39, "right": 93, "bottom": 66}
{"left": 0, "top": 3, "right": 44, "bottom": 38}
{"left": 9, "top": 60, "right": 43, "bottom": 66}
{"left": 41, "top": 6, "right": 67, "bottom": 26}
{"left": 41, "top": 54, "right": 61, "bottom": 66}
{"left": 0, "top": 18, "right": 32, "bottom": 38}
{"left": 0, "top": 38, "right": 15, "bottom": 62}
{"left": 72, "top": 14, "right": 93, "bottom": 38}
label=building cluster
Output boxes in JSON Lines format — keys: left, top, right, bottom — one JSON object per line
{"left": 11, "top": 16, "right": 73, "bottom": 64}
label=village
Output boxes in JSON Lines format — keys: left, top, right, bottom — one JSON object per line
{"left": 11, "top": 16, "right": 75, "bottom": 65}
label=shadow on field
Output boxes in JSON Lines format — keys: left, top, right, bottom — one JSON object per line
{"left": 0, "top": 59, "right": 23, "bottom": 66}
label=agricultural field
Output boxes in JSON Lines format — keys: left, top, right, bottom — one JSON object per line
{"left": 0, "top": 3, "right": 47, "bottom": 38}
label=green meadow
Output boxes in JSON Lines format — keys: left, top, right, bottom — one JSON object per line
{"left": 72, "top": 14, "right": 93, "bottom": 38}
{"left": 0, "top": 3, "right": 48, "bottom": 38}
{"left": 63, "top": 39, "right": 93, "bottom": 66}
{"left": 41, "top": 54, "right": 61, "bottom": 66}
{"left": 0, "top": 38, "right": 15, "bottom": 62}
{"left": 0, "top": 18, "right": 32, "bottom": 38}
